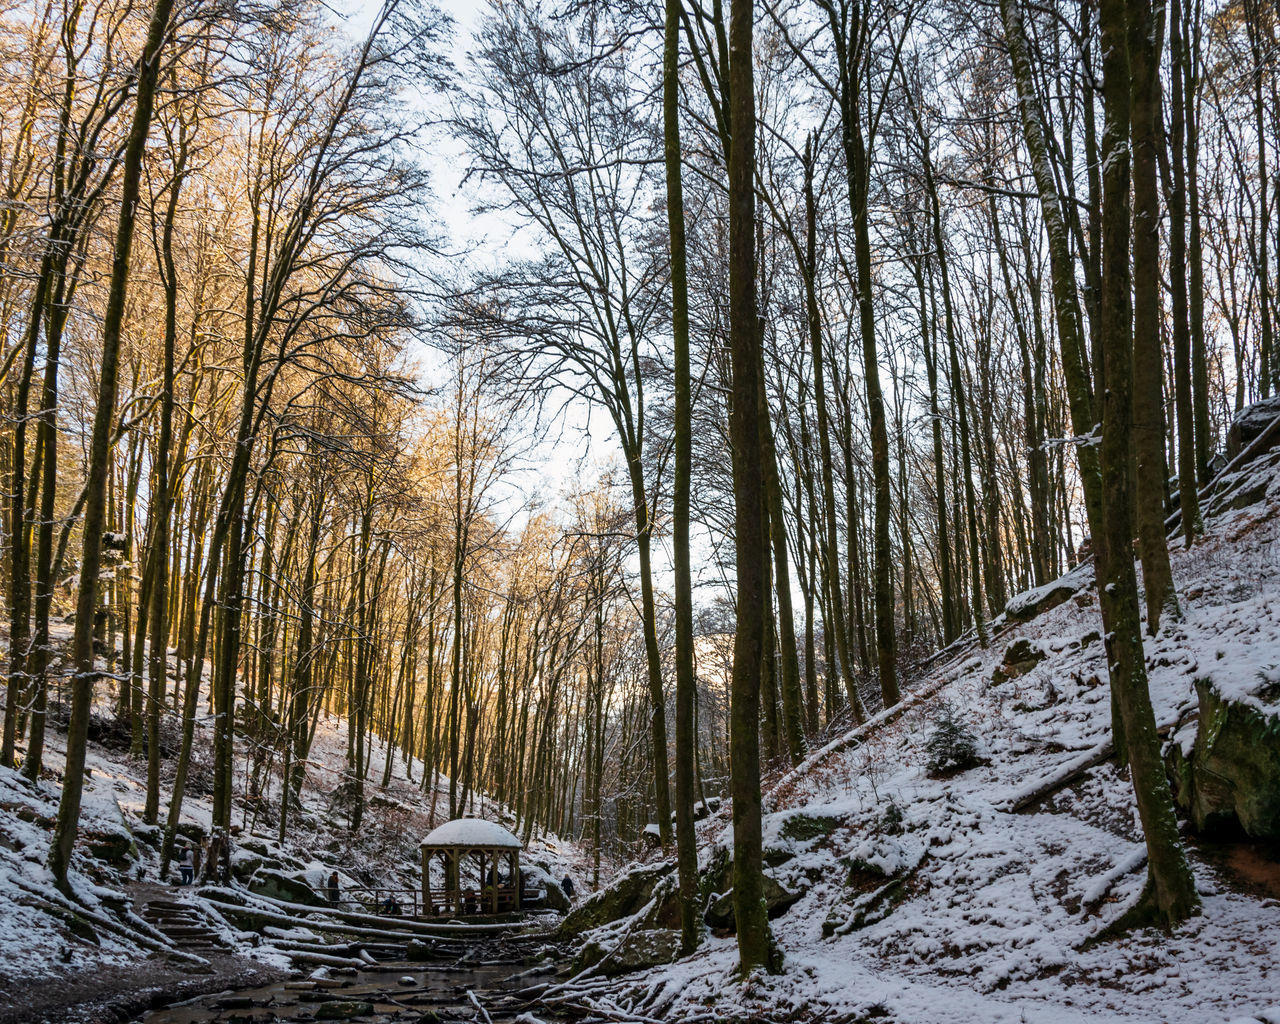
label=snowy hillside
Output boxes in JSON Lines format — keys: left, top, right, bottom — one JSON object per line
{"left": 560, "top": 461, "right": 1280, "bottom": 1023}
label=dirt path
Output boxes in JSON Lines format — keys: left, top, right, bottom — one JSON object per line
{"left": 0, "top": 950, "right": 286, "bottom": 1024}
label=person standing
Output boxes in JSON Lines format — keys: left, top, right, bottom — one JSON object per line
{"left": 177, "top": 844, "right": 195, "bottom": 885}
{"left": 326, "top": 871, "right": 340, "bottom": 905}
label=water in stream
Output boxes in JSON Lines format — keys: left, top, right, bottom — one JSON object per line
{"left": 137, "top": 959, "right": 565, "bottom": 1024}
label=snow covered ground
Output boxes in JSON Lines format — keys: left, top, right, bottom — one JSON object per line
{"left": 581, "top": 475, "right": 1280, "bottom": 1022}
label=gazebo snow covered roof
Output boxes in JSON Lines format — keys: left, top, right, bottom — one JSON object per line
{"left": 420, "top": 817, "right": 521, "bottom": 850}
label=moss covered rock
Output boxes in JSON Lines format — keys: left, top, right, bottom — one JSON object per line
{"left": 557, "top": 861, "right": 673, "bottom": 938}
{"left": 1004, "top": 566, "right": 1091, "bottom": 623}
{"left": 779, "top": 814, "right": 841, "bottom": 843}
{"left": 84, "top": 829, "right": 136, "bottom": 867}
{"left": 575, "top": 928, "right": 682, "bottom": 976}
{"left": 991, "top": 638, "right": 1047, "bottom": 686}
{"left": 249, "top": 868, "right": 327, "bottom": 907}
{"left": 703, "top": 875, "right": 800, "bottom": 932}
{"left": 1168, "top": 679, "right": 1280, "bottom": 839}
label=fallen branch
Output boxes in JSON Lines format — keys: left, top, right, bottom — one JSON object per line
{"left": 1004, "top": 719, "right": 1179, "bottom": 813}
{"left": 1004, "top": 740, "right": 1116, "bottom": 813}
{"left": 468, "top": 990, "right": 495, "bottom": 1024}
{"left": 200, "top": 895, "right": 430, "bottom": 944}
{"left": 5, "top": 872, "right": 206, "bottom": 965}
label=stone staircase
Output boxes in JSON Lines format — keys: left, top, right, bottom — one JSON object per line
{"left": 138, "top": 897, "right": 228, "bottom": 955}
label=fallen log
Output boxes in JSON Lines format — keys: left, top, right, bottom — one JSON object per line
{"left": 1004, "top": 720, "right": 1178, "bottom": 813}
{"left": 209, "top": 887, "right": 527, "bottom": 938}
{"left": 201, "top": 896, "right": 431, "bottom": 944}
{"left": 283, "top": 949, "right": 366, "bottom": 970}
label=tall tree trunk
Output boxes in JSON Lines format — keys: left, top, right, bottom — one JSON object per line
{"left": 727, "top": 0, "right": 775, "bottom": 973}
{"left": 144, "top": 117, "right": 185, "bottom": 822}
{"left": 1096, "top": 0, "right": 1199, "bottom": 927}
{"left": 663, "top": 0, "right": 701, "bottom": 954}
{"left": 1167, "top": 0, "right": 1203, "bottom": 541}
{"left": 3, "top": 251, "right": 50, "bottom": 769}
{"left": 801, "top": 138, "right": 865, "bottom": 722}
{"left": 999, "top": 0, "right": 1104, "bottom": 533}
{"left": 1183, "top": 0, "right": 1211, "bottom": 481}
{"left": 915, "top": 250, "right": 956, "bottom": 642}
{"left": 1130, "top": 0, "right": 1179, "bottom": 630}
{"left": 926, "top": 153, "right": 987, "bottom": 644}
{"left": 1246, "top": 0, "right": 1274, "bottom": 395}
{"left": 630, "top": 473, "right": 673, "bottom": 848}
{"left": 834, "top": 13, "right": 899, "bottom": 704}
{"left": 758, "top": 349, "right": 806, "bottom": 763}
{"left": 48, "top": 0, "right": 175, "bottom": 890}
{"left": 23, "top": 246, "right": 75, "bottom": 781}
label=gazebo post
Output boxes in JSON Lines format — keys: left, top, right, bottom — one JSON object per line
{"left": 489, "top": 851, "right": 498, "bottom": 913}
{"left": 420, "top": 845, "right": 428, "bottom": 916}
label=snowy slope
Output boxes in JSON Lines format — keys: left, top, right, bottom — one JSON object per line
{"left": 581, "top": 470, "right": 1280, "bottom": 1023}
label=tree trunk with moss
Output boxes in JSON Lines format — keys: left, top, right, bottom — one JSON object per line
{"left": 1095, "top": 0, "right": 1200, "bottom": 927}
{"left": 1129, "top": 0, "right": 1179, "bottom": 630}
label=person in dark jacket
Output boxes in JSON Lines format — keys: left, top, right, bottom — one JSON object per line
{"left": 562, "top": 875, "right": 575, "bottom": 898}
{"left": 326, "top": 871, "right": 340, "bottom": 905}
{"left": 177, "top": 844, "right": 195, "bottom": 885}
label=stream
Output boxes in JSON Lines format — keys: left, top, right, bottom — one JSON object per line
{"left": 136, "top": 950, "right": 570, "bottom": 1024}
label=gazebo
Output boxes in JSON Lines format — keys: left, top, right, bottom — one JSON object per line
{"left": 419, "top": 817, "right": 522, "bottom": 916}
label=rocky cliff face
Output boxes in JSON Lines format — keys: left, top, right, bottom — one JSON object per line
{"left": 1168, "top": 678, "right": 1280, "bottom": 840}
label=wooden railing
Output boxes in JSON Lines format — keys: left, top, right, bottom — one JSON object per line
{"left": 342, "top": 885, "right": 523, "bottom": 918}
{"left": 341, "top": 886, "right": 424, "bottom": 917}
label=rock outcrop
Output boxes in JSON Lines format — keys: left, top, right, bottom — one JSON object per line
{"left": 1003, "top": 564, "right": 1093, "bottom": 624}
{"left": 1226, "top": 395, "right": 1280, "bottom": 460}
{"left": 1167, "top": 678, "right": 1280, "bottom": 839}
{"left": 991, "top": 638, "right": 1048, "bottom": 685}
{"left": 574, "top": 927, "right": 682, "bottom": 977}
{"left": 557, "top": 861, "right": 673, "bottom": 938}
{"left": 703, "top": 875, "right": 800, "bottom": 932}
{"left": 248, "top": 869, "right": 328, "bottom": 907}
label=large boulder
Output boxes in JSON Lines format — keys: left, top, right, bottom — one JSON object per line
{"left": 991, "top": 638, "right": 1048, "bottom": 685}
{"left": 83, "top": 828, "right": 136, "bottom": 868}
{"left": 522, "top": 863, "right": 570, "bottom": 914}
{"left": 248, "top": 868, "right": 328, "bottom": 907}
{"left": 575, "top": 928, "right": 682, "bottom": 977}
{"left": 703, "top": 875, "right": 800, "bottom": 932}
{"left": 557, "top": 861, "right": 673, "bottom": 938}
{"left": 1004, "top": 564, "right": 1093, "bottom": 624}
{"left": 1168, "top": 678, "right": 1280, "bottom": 839}
{"left": 1226, "top": 395, "right": 1280, "bottom": 460}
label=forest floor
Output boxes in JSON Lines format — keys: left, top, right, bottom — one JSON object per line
{"left": 561, "top": 461, "right": 1280, "bottom": 1022}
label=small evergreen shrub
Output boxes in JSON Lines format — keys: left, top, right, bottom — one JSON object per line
{"left": 924, "top": 705, "right": 981, "bottom": 776}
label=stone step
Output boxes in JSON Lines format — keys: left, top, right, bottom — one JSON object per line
{"left": 139, "top": 900, "right": 227, "bottom": 950}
